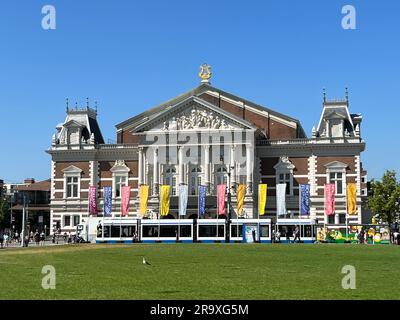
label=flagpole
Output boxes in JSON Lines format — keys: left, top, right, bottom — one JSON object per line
{"left": 257, "top": 184, "right": 260, "bottom": 243}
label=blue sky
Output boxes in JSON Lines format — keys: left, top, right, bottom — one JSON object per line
{"left": 0, "top": 0, "right": 399, "bottom": 183}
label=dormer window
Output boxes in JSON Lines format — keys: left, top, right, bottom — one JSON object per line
{"left": 328, "top": 119, "right": 344, "bottom": 138}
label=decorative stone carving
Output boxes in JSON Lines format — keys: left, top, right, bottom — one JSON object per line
{"left": 163, "top": 108, "right": 233, "bottom": 130}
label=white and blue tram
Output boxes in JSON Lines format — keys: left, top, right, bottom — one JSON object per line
{"left": 95, "top": 218, "right": 314, "bottom": 244}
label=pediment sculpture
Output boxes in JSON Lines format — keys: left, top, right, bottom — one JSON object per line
{"left": 162, "top": 109, "right": 233, "bottom": 131}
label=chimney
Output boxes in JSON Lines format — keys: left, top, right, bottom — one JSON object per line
{"left": 24, "top": 178, "right": 35, "bottom": 184}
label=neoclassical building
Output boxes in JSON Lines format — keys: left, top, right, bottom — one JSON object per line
{"left": 47, "top": 66, "right": 367, "bottom": 234}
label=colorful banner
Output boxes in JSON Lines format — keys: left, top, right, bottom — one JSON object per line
{"left": 300, "top": 184, "right": 310, "bottom": 215}
{"left": 160, "top": 185, "right": 170, "bottom": 217}
{"left": 324, "top": 183, "right": 335, "bottom": 216}
{"left": 89, "top": 186, "right": 97, "bottom": 216}
{"left": 139, "top": 185, "right": 149, "bottom": 216}
{"left": 103, "top": 186, "right": 112, "bottom": 217}
{"left": 276, "top": 183, "right": 287, "bottom": 216}
{"left": 237, "top": 184, "right": 246, "bottom": 217}
{"left": 198, "top": 185, "right": 207, "bottom": 217}
{"left": 347, "top": 183, "right": 357, "bottom": 215}
{"left": 178, "top": 184, "right": 188, "bottom": 216}
{"left": 121, "top": 186, "right": 131, "bottom": 216}
{"left": 217, "top": 184, "right": 227, "bottom": 216}
{"left": 258, "top": 184, "right": 267, "bottom": 216}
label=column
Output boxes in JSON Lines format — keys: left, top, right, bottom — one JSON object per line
{"left": 178, "top": 146, "right": 184, "bottom": 185}
{"left": 246, "top": 145, "right": 253, "bottom": 194}
{"left": 138, "top": 148, "right": 143, "bottom": 186}
{"left": 204, "top": 145, "right": 210, "bottom": 193}
{"left": 153, "top": 148, "right": 159, "bottom": 195}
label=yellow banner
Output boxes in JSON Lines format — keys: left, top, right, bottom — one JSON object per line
{"left": 237, "top": 184, "right": 246, "bottom": 217}
{"left": 258, "top": 184, "right": 267, "bottom": 216}
{"left": 160, "top": 185, "right": 170, "bottom": 216}
{"left": 139, "top": 185, "right": 149, "bottom": 216}
{"left": 347, "top": 183, "right": 357, "bottom": 215}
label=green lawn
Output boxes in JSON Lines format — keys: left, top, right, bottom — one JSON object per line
{"left": 0, "top": 244, "right": 399, "bottom": 300}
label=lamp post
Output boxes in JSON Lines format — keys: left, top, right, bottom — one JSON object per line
{"left": 225, "top": 165, "right": 235, "bottom": 243}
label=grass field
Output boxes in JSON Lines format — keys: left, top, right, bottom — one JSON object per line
{"left": 0, "top": 244, "right": 399, "bottom": 300}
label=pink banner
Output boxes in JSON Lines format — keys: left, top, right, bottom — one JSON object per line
{"left": 217, "top": 184, "right": 227, "bottom": 216}
{"left": 89, "top": 186, "right": 97, "bottom": 216}
{"left": 121, "top": 186, "right": 131, "bottom": 216}
{"left": 324, "top": 183, "right": 335, "bottom": 216}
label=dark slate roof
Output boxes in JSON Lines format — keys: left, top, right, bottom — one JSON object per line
{"left": 115, "top": 84, "right": 307, "bottom": 137}
{"left": 88, "top": 117, "right": 105, "bottom": 144}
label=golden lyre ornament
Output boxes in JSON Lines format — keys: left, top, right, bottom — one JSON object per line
{"left": 199, "top": 64, "right": 212, "bottom": 83}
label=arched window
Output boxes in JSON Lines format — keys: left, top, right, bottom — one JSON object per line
{"left": 164, "top": 166, "right": 177, "bottom": 196}
{"left": 190, "top": 166, "right": 202, "bottom": 195}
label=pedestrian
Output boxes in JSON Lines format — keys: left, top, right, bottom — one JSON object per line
{"left": 4, "top": 233, "right": 9, "bottom": 247}
{"left": 14, "top": 231, "right": 19, "bottom": 243}
{"left": 285, "top": 229, "right": 291, "bottom": 243}
{"left": 293, "top": 225, "right": 301, "bottom": 243}
{"left": 34, "top": 231, "right": 40, "bottom": 246}
{"left": 40, "top": 231, "right": 45, "bottom": 246}
{"left": 275, "top": 230, "right": 281, "bottom": 243}
{"left": 0, "top": 231, "right": 4, "bottom": 249}
{"left": 358, "top": 229, "right": 365, "bottom": 244}
{"left": 252, "top": 229, "right": 256, "bottom": 243}
{"left": 393, "top": 230, "right": 399, "bottom": 245}
{"left": 30, "top": 231, "right": 34, "bottom": 243}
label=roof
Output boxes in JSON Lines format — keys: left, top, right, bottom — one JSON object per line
{"left": 115, "top": 83, "right": 306, "bottom": 136}
{"left": 15, "top": 179, "right": 51, "bottom": 192}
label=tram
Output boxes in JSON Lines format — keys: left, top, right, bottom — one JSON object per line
{"left": 95, "top": 218, "right": 273, "bottom": 243}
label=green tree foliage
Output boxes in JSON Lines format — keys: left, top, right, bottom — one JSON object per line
{"left": 367, "top": 170, "right": 400, "bottom": 224}
{"left": 0, "top": 195, "right": 10, "bottom": 229}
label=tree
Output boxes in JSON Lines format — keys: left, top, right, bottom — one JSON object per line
{"left": 0, "top": 195, "right": 10, "bottom": 229}
{"left": 367, "top": 170, "right": 400, "bottom": 225}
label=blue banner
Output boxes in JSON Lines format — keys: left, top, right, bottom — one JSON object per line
{"left": 300, "top": 184, "right": 310, "bottom": 215}
{"left": 103, "top": 186, "right": 112, "bottom": 217}
{"left": 198, "top": 185, "right": 206, "bottom": 217}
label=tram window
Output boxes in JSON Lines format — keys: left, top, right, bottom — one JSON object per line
{"left": 199, "top": 225, "right": 225, "bottom": 237}
{"left": 303, "top": 225, "right": 312, "bottom": 237}
{"left": 278, "top": 225, "right": 294, "bottom": 237}
{"left": 231, "top": 225, "right": 243, "bottom": 238}
{"left": 260, "top": 225, "right": 269, "bottom": 238}
{"left": 121, "top": 225, "right": 135, "bottom": 238}
{"left": 111, "top": 226, "right": 120, "bottom": 237}
{"left": 180, "top": 225, "right": 192, "bottom": 238}
{"left": 160, "top": 225, "right": 177, "bottom": 237}
{"left": 142, "top": 226, "right": 159, "bottom": 237}
{"left": 103, "top": 226, "right": 110, "bottom": 238}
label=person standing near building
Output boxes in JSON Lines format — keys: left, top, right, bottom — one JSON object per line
{"left": 293, "top": 225, "right": 301, "bottom": 243}
{"left": 40, "top": 231, "right": 45, "bottom": 246}
{"left": 0, "top": 231, "right": 4, "bottom": 249}
{"left": 4, "top": 233, "right": 9, "bottom": 247}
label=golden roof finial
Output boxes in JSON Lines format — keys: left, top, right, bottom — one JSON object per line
{"left": 199, "top": 63, "right": 212, "bottom": 83}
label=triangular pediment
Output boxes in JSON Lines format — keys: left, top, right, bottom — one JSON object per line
{"left": 274, "top": 156, "right": 295, "bottom": 171}
{"left": 62, "top": 165, "right": 83, "bottom": 174}
{"left": 324, "top": 161, "right": 348, "bottom": 170}
{"left": 63, "top": 120, "right": 85, "bottom": 128}
{"left": 133, "top": 96, "right": 257, "bottom": 133}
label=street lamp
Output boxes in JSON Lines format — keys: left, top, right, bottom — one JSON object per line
{"left": 225, "top": 165, "right": 235, "bottom": 243}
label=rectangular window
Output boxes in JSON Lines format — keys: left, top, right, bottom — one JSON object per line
{"left": 278, "top": 173, "right": 291, "bottom": 195}
{"left": 64, "top": 215, "right": 71, "bottom": 227}
{"left": 73, "top": 215, "right": 80, "bottom": 227}
{"left": 115, "top": 176, "right": 127, "bottom": 198}
{"left": 339, "top": 214, "right": 346, "bottom": 224}
{"left": 66, "top": 177, "right": 79, "bottom": 198}
{"left": 328, "top": 215, "right": 335, "bottom": 224}
{"left": 329, "top": 172, "right": 343, "bottom": 195}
